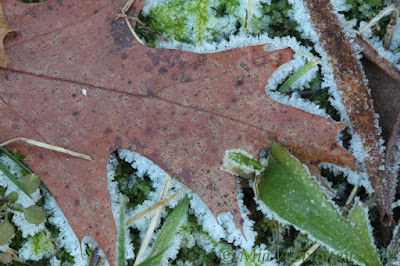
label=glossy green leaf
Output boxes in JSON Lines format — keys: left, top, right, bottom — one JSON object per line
{"left": 257, "top": 142, "right": 380, "bottom": 266}
{"left": 143, "top": 196, "right": 190, "bottom": 265}
{"left": 24, "top": 205, "right": 46, "bottom": 224}
{"left": 19, "top": 173, "right": 41, "bottom": 194}
{"left": 0, "top": 220, "right": 15, "bottom": 245}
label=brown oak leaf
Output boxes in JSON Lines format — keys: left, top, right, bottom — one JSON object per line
{"left": 0, "top": 0, "right": 356, "bottom": 263}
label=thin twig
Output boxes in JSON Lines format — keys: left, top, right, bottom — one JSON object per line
{"left": 122, "top": 0, "right": 135, "bottom": 14}
{"left": 126, "top": 188, "right": 189, "bottom": 226}
{"left": 270, "top": 219, "right": 280, "bottom": 254}
{"left": 133, "top": 173, "right": 171, "bottom": 266}
{"left": 291, "top": 243, "right": 321, "bottom": 266}
{"left": 384, "top": 10, "right": 398, "bottom": 50}
{"left": 116, "top": 0, "right": 145, "bottom": 45}
{"left": 123, "top": 15, "right": 145, "bottom": 45}
{"left": 122, "top": 15, "right": 167, "bottom": 41}
{"left": 345, "top": 185, "right": 359, "bottom": 206}
{"left": 88, "top": 247, "right": 100, "bottom": 266}
{"left": 243, "top": 0, "right": 254, "bottom": 34}
{"left": 1, "top": 137, "right": 93, "bottom": 161}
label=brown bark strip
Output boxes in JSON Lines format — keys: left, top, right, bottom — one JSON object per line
{"left": 303, "top": 1, "right": 387, "bottom": 221}
{"left": 355, "top": 34, "right": 400, "bottom": 83}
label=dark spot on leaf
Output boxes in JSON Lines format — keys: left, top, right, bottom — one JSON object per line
{"left": 65, "top": 185, "right": 69, "bottom": 189}
{"left": 109, "top": 20, "right": 133, "bottom": 49}
{"left": 151, "top": 56, "right": 160, "bottom": 66}
{"left": 104, "top": 128, "right": 112, "bottom": 135}
{"left": 146, "top": 89, "right": 153, "bottom": 96}
{"left": 121, "top": 52, "right": 129, "bottom": 60}
{"left": 25, "top": 9, "right": 36, "bottom": 17}
{"left": 237, "top": 80, "right": 244, "bottom": 86}
{"left": 73, "top": 111, "right": 79, "bottom": 116}
{"left": 131, "top": 137, "right": 147, "bottom": 149}
{"left": 144, "top": 64, "right": 152, "bottom": 72}
{"left": 75, "top": 200, "right": 80, "bottom": 206}
{"left": 158, "top": 67, "right": 167, "bottom": 74}
{"left": 114, "top": 136, "right": 122, "bottom": 148}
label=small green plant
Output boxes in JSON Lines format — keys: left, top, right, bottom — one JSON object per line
{"left": 0, "top": 175, "right": 46, "bottom": 246}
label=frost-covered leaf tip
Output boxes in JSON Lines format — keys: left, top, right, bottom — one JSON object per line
{"left": 222, "top": 149, "right": 264, "bottom": 178}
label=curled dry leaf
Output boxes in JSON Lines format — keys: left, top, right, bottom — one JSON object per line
{"left": 303, "top": 0, "right": 389, "bottom": 224}
{"left": 0, "top": 0, "right": 356, "bottom": 263}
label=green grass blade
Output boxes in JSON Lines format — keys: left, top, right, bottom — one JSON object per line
{"left": 0, "top": 146, "right": 51, "bottom": 195}
{"left": 144, "top": 196, "right": 190, "bottom": 265}
{"left": 0, "top": 160, "right": 31, "bottom": 198}
{"left": 117, "top": 201, "right": 126, "bottom": 266}
{"left": 137, "top": 247, "right": 168, "bottom": 266}
{"left": 278, "top": 58, "right": 320, "bottom": 93}
{"left": 0, "top": 146, "right": 32, "bottom": 174}
{"left": 257, "top": 142, "right": 380, "bottom": 265}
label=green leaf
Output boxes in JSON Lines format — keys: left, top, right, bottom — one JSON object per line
{"left": 138, "top": 247, "right": 169, "bottom": 266}
{"left": 7, "top": 191, "right": 19, "bottom": 203}
{"left": 257, "top": 142, "right": 380, "bottom": 266}
{"left": 117, "top": 201, "right": 126, "bottom": 266}
{"left": 144, "top": 196, "right": 190, "bottom": 265}
{"left": 0, "top": 161, "right": 31, "bottom": 198}
{"left": 0, "top": 220, "right": 15, "bottom": 245}
{"left": 24, "top": 205, "right": 46, "bottom": 224}
{"left": 19, "top": 173, "right": 41, "bottom": 194}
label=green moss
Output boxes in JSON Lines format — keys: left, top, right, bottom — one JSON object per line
{"left": 250, "top": 1, "right": 299, "bottom": 37}
{"left": 174, "top": 214, "right": 225, "bottom": 265}
{"left": 138, "top": 0, "right": 191, "bottom": 46}
{"left": 30, "top": 232, "right": 55, "bottom": 255}
{"left": 113, "top": 157, "right": 154, "bottom": 210}
{"left": 215, "top": 0, "right": 240, "bottom": 17}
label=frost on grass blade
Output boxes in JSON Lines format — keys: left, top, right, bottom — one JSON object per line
{"left": 257, "top": 143, "right": 380, "bottom": 266}
{"left": 144, "top": 196, "right": 190, "bottom": 265}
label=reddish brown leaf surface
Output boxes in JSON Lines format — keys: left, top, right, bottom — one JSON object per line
{"left": 0, "top": 0, "right": 356, "bottom": 263}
